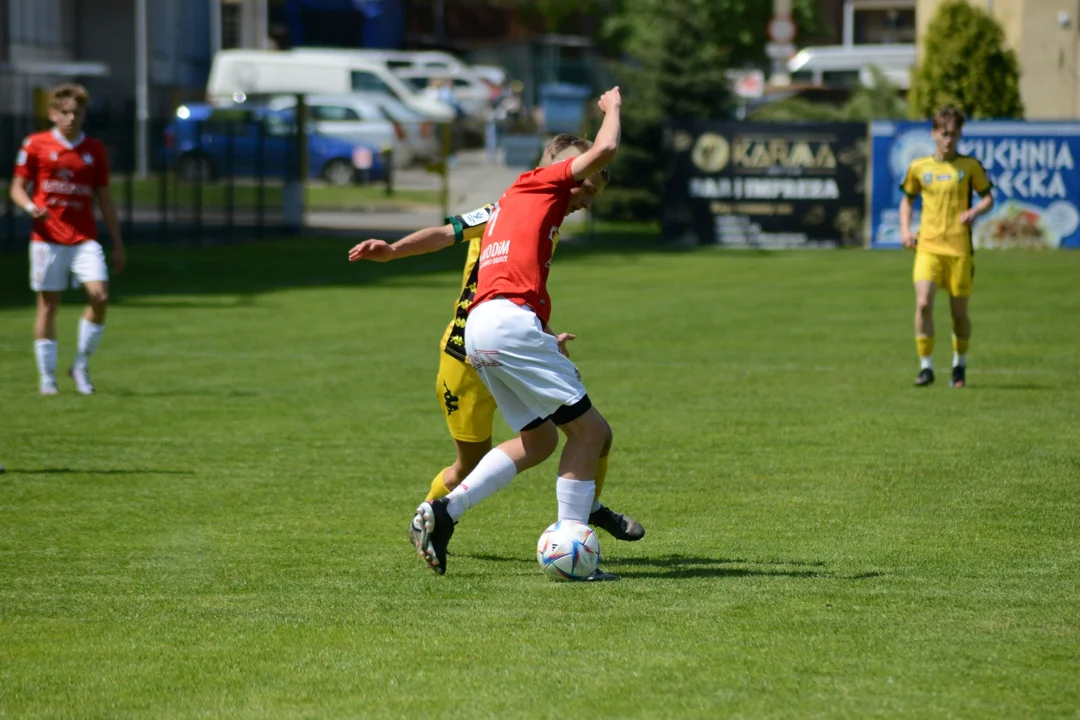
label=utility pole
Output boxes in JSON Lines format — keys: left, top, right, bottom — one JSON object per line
{"left": 134, "top": 0, "right": 149, "bottom": 178}
{"left": 209, "top": 0, "right": 222, "bottom": 54}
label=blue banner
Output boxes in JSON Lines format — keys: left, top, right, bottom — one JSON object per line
{"left": 869, "top": 121, "right": 1080, "bottom": 249}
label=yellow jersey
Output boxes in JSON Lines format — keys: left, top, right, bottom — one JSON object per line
{"left": 439, "top": 204, "right": 494, "bottom": 361}
{"left": 901, "top": 154, "right": 993, "bottom": 257}
{"left": 438, "top": 203, "right": 561, "bottom": 360}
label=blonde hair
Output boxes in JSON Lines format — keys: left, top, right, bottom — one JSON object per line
{"left": 540, "top": 133, "right": 611, "bottom": 181}
{"left": 50, "top": 83, "right": 90, "bottom": 110}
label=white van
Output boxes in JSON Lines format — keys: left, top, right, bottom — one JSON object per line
{"left": 294, "top": 47, "right": 468, "bottom": 74}
{"left": 787, "top": 44, "right": 916, "bottom": 90}
{"left": 206, "top": 50, "right": 455, "bottom": 122}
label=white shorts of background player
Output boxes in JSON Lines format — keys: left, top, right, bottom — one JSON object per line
{"left": 29, "top": 240, "right": 109, "bottom": 292}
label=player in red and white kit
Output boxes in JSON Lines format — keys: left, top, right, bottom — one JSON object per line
{"left": 412, "top": 87, "right": 624, "bottom": 579}
{"left": 9, "top": 84, "right": 125, "bottom": 395}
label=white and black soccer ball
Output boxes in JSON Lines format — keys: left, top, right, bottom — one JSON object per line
{"left": 536, "top": 520, "right": 601, "bottom": 581}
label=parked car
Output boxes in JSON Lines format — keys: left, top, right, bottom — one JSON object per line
{"left": 348, "top": 92, "right": 441, "bottom": 165}
{"left": 395, "top": 69, "right": 492, "bottom": 121}
{"left": 207, "top": 49, "right": 455, "bottom": 122}
{"left": 787, "top": 44, "right": 916, "bottom": 89}
{"left": 164, "top": 103, "right": 386, "bottom": 186}
{"left": 266, "top": 94, "right": 409, "bottom": 167}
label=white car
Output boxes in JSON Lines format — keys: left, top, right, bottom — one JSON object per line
{"left": 394, "top": 69, "right": 493, "bottom": 121}
{"left": 267, "top": 94, "right": 406, "bottom": 166}
{"left": 269, "top": 93, "right": 439, "bottom": 167}
{"left": 207, "top": 50, "right": 456, "bottom": 123}
{"left": 350, "top": 92, "right": 441, "bottom": 165}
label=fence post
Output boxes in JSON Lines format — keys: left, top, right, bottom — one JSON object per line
{"left": 383, "top": 146, "right": 393, "bottom": 196}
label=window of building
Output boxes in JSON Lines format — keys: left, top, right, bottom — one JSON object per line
{"left": 854, "top": 9, "right": 915, "bottom": 44}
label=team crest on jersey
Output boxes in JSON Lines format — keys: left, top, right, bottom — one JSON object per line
{"left": 958, "top": 171, "right": 966, "bottom": 181}
{"left": 82, "top": 153, "right": 94, "bottom": 165}
{"left": 922, "top": 172, "right": 933, "bottom": 185}
{"left": 50, "top": 152, "right": 59, "bottom": 161}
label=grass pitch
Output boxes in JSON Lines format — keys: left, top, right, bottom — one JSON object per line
{"left": 1, "top": 234, "right": 1078, "bottom": 719}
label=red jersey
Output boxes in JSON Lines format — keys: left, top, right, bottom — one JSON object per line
{"left": 13, "top": 129, "right": 110, "bottom": 245}
{"left": 471, "top": 159, "right": 580, "bottom": 325}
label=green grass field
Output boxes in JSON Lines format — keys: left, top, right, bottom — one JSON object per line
{"left": 1, "top": 235, "right": 1078, "bottom": 718}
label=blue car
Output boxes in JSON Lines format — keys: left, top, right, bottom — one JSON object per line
{"left": 164, "top": 103, "right": 386, "bottom": 186}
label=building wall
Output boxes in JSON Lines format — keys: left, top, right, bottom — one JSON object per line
{"left": 916, "top": 0, "right": 1080, "bottom": 119}
{"left": 3, "top": 0, "right": 77, "bottom": 115}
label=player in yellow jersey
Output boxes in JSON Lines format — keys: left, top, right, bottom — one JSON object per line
{"left": 899, "top": 107, "right": 995, "bottom": 388}
{"left": 347, "top": 134, "right": 644, "bottom": 546}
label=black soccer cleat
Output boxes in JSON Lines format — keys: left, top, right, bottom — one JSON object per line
{"left": 589, "top": 505, "right": 645, "bottom": 541}
{"left": 413, "top": 498, "right": 455, "bottom": 575}
{"left": 914, "top": 368, "right": 935, "bottom": 387}
{"left": 950, "top": 365, "right": 966, "bottom": 388}
{"left": 583, "top": 568, "right": 620, "bottom": 582}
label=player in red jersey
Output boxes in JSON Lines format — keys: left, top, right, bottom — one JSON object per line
{"left": 412, "top": 87, "right": 625, "bottom": 578}
{"left": 9, "top": 84, "right": 125, "bottom": 395}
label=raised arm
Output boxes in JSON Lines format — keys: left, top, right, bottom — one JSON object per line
{"left": 570, "top": 87, "right": 622, "bottom": 182}
{"left": 348, "top": 223, "right": 456, "bottom": 262}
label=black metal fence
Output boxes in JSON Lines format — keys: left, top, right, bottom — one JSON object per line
{"left": 1, "top": 110, "right": 309, "bottom": 252}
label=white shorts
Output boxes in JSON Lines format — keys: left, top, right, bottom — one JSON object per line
{"left": 465, "top": 298, "right": 588, "bottom": 432}
{"left": 29, "top": 240, "right": 109, "bottom": 292}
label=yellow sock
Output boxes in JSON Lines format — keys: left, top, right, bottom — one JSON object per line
{"left": 594, "top": 455, "right": 608, "bottom": 505}
{"left": 916, "top": 335, "right": 934, "bottom": 360}
{"left": 425, "top": 470, "right": 451, "bottom": 502}
{"left": 952, "top": 335, "right": 969, "bottom": 356}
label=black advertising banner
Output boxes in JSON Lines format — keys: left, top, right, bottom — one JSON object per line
{"left": 662, "top": 121, "right": 868, "bottom": 248}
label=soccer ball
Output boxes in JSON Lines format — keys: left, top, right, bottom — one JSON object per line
{"left": 536, "top": 520, "right": 601, "bottom": 581}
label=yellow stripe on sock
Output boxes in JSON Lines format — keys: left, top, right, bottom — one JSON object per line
{"left": 425, "top": 470, "right": 451, "bottom": 502}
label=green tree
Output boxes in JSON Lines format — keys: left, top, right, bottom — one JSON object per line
{"left": 592, "top": 0, "right": 820, "bottom": 222}
{"left": 909, "top": 0, "right": 1023, "bottom": 119}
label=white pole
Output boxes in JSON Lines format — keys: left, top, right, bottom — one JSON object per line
{"left": 843, "top": 0, "right": 855, "bottom": 47}
{"left": 254, "top": 0, "right": 268, "bottom": 48}
{"left": 209, "top": 0, "right": 222, "bottom": 54}
{"left": 135, "top": 0, "right": 149, "bottom": 178}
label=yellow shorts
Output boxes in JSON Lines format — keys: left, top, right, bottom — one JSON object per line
{"left": 913, "top": 251, "right": 974, "bottom": 297}
{"left": 436, "top": 350, "right": 496, "bottom": 443}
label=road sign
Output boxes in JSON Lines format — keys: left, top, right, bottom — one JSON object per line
{"left": 768, "top": 15, "right": 797, "bottom": 44}
{"left": 766, "top": 42, "right": 796, "bottom": 61}
{"left": 728, "top": 70, "right": 766, "bottom": 99}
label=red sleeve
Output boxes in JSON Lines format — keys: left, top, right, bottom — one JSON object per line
{"left": 536, "top": 158, "right": 579, "bottom": 189}
{"left": 93, "top": 141, "right": 110, "bottom": 188}
{"left": 13, "top": 136, "right": 35, "bottom": 180}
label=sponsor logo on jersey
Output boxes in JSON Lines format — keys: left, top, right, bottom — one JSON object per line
{"left": 82, "top": 153, "right": 94, "bottom": 165}
{"left": 40, "top": 180, "right": 93, "bottom": 196}
{"left": 478, "top": 239, "right": 511, "bottom": 268}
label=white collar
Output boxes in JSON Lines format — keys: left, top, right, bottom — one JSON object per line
{"left": 51, "top": 127, "right": 85, "bottom": 149}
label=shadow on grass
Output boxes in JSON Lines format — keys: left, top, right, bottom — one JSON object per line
{"left": 463, "top": 551, "right": 880, "bottom": 581}
{"left": 4, "top": 468, "right": 194, "bottom": 475}
{"left": 108, "top": 389, "right": 259, "bottom": 398}
{"left": 0, "top": 224, "right": 792, "bottom": 309}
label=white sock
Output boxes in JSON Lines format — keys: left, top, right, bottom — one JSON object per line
{"left": 556, "top": 477, "right": 595, "bottom": 524}
{"left": 34, "top": 339, "right": 58, "bottom": 382}
{"left": 953, "top": 353, "right": 965, "bottom": 368}
{"left": 591, "top": 498, "right": 602, "bottom": 513}
{"left": 919, "top": 356, "right": 933, "bottom": 370}
{"left": 74, "top": 318, "right": 105, "bottom": 371}
{"left": 444, "top": 448, "right": 518, "bottom": 522}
